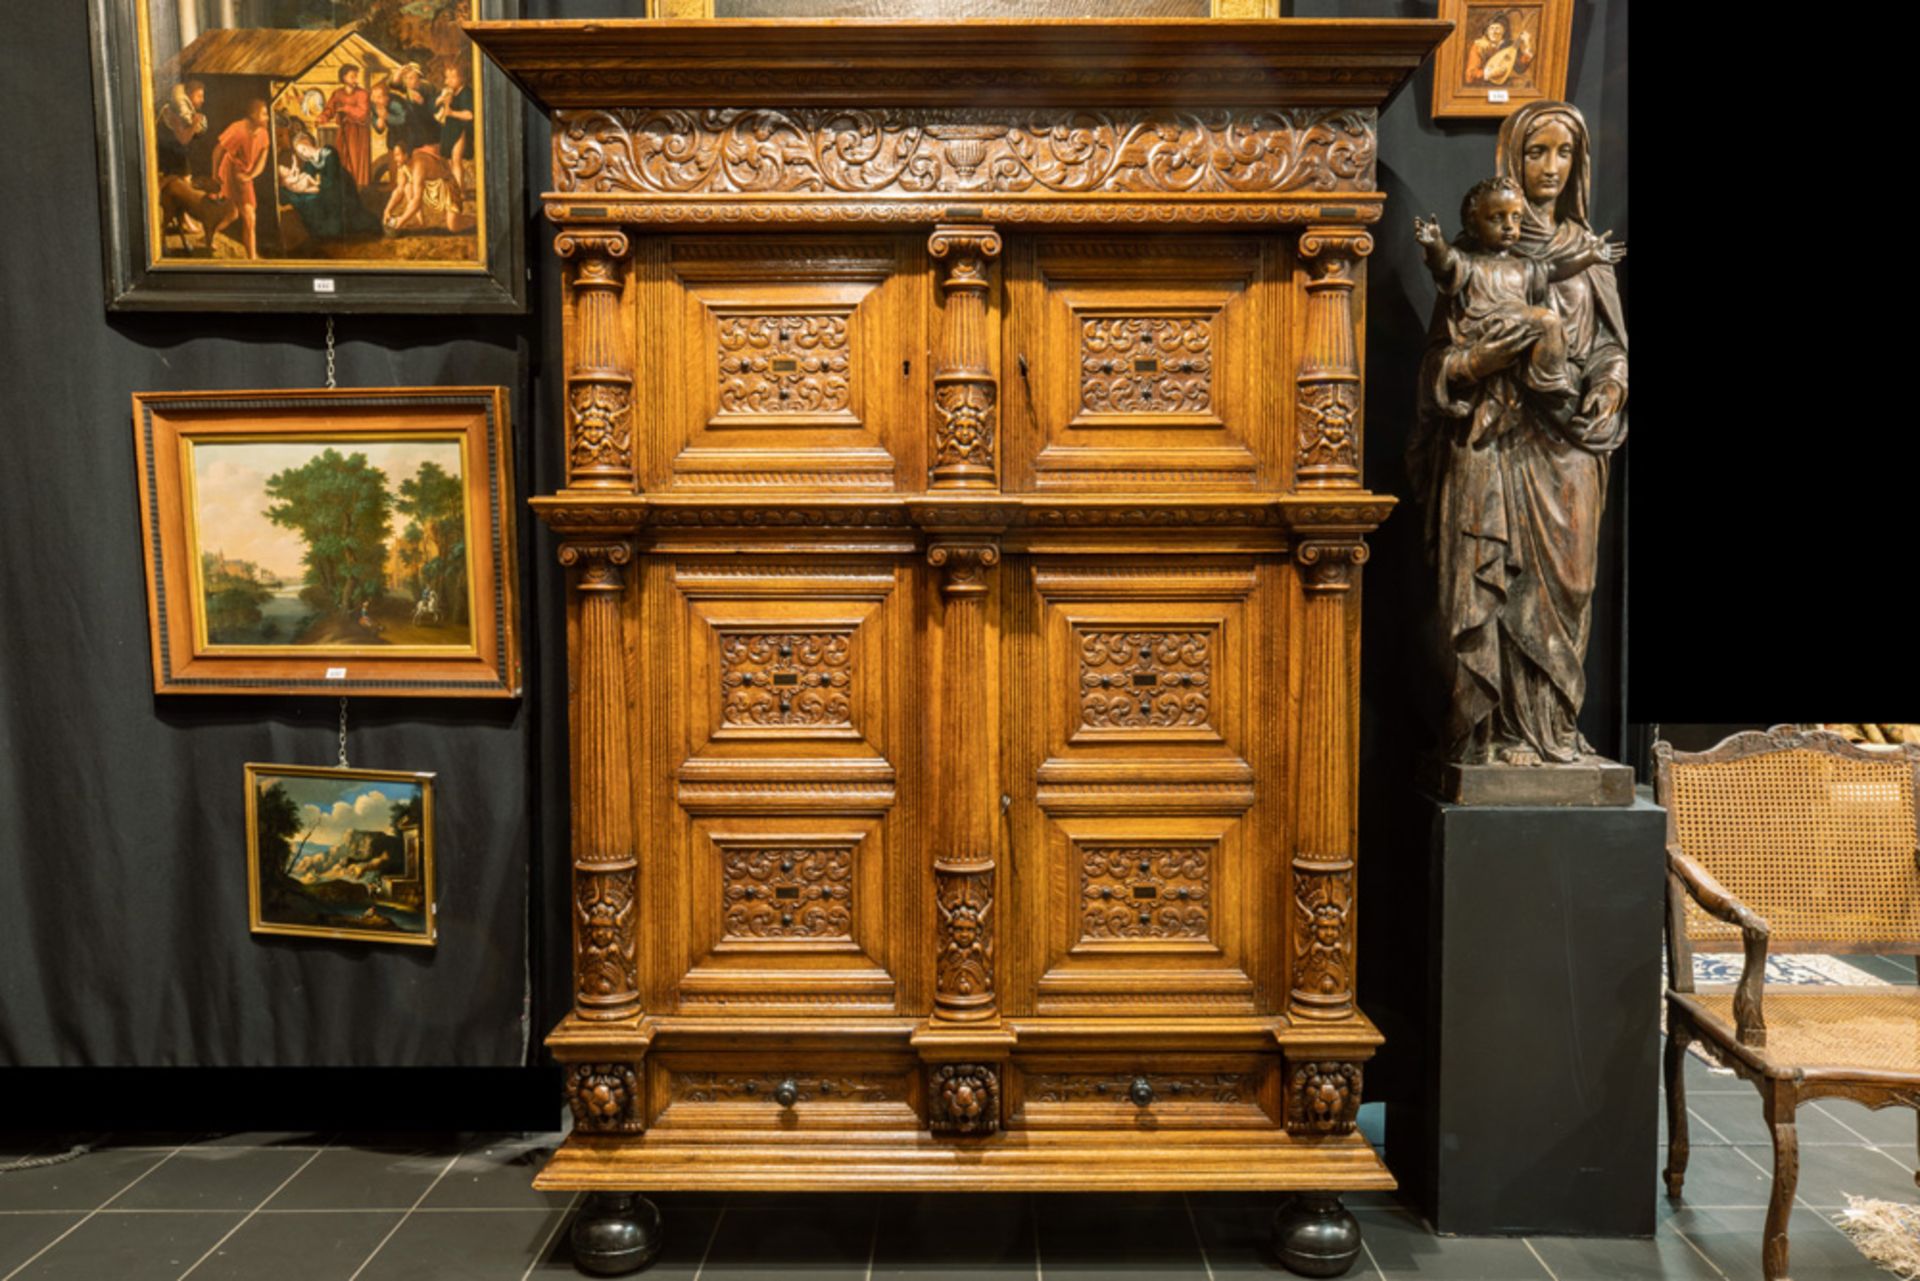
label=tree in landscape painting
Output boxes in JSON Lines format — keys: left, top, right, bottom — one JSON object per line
{"left": 395, "top": 460, "right": 468, "bottom": 628}
{"left": 253, "top": 779, "right": 311, "bottom": 917}
{"left": 263, "top": 448, "right": 393, "bottom": 638}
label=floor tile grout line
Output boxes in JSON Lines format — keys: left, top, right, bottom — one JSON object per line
{"left": 690, "top": 1206, "right": 726, "bottom": 1281}
{"left": 175, "top": 1139, "right": 333, "bottom": 1281}
{"left": 518, "top": 1190, "right": 581, "bottom": 1281}
{"left": 1179, "top": 1192, "right": 1216, "bottom": 1281}
{"left": 1519, "top": 1237, "right": 1559, "bottom": 1280}
{"left": 1711, "top": 1121, "right": 1869, "bottom": 1242}
{"left": 0, "top": 1143, "right": 189, "bottom": 1281}
{"left": 345, "top": 1145, "right": 465, "bottom": 1281}
{"left": 863, "top": 1199, "right": 879, "bottom": 1281}
{"left": 1031, "top": 1192, "right": 1044, "bottom": 1281}
{"left": 1358, "top": 1231, "right": 1388, "bottom": 1281}
{"left": 1666, "top": 1218, "right": 1732, "bottom": 1280}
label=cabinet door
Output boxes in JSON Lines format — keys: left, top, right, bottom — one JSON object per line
{"left": 648, "top": 236, "right": 927, "bottom": 490}
{"left": 1004, "top": 556, "right": 1288, "bottom": 1017}
{"left": 1004, "top": 236, "right": 1283, "bottom": 491}
{"left": 648, "top": 555, "right": 922, "bottom": 1014}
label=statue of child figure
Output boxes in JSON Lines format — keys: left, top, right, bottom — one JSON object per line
{"left": 1414, "top": 176, "right": 1624, "bottom": 444}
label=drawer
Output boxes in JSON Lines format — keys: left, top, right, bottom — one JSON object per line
{"left": 648, "top": 1051, "right": 924, "bottom": 1131}
{"left": 1008, "top": 1054, "right": 1279, "bottom": 1130}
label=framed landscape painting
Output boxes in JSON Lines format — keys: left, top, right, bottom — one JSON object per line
{"left": 88, "top": 0, "right": 525, "bottom": 311}
{"left": 246, "top": 762, "right": 436, "bottom": 946}
{"left": 133, "top": 387, "right": 521, "bottom": 696}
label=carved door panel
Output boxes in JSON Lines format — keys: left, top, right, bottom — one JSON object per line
{"left": 1003, "top": 236, "right": 1283, "bottom": 491}
{"left": 649, "top": 555, "right": 920, "bottom": 1014}
{"left": 648, "top": 236, "right": 927, "bottom": 490}
{"left": 1004, "top": 556, "right": 1288, "bottom": 1017}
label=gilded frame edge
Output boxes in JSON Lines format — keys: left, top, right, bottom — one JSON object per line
{"left": 244, "top": 761, "right": 440, "bottom": 948}
{"left": 87, "top": 0, "right": 527, "bottom": 313}
{"left": 1428, "top": 0, "right": 1572, "bottom": 121}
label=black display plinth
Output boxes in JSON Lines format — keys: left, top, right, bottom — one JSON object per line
{"left": 1390, "top": 792, "right": 1664, "bottom": 1237}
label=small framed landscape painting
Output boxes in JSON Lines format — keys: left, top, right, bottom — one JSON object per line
{"left": 133, "top": 387, "right": 520, "bottom": 696}
{"left": 1430, "top": 0, "right": 1572, "bottom": 120}
{"left": 87, "top": 0, "right": 525, "bottom": 311}
{"left": 247, "top": 762, "right": 436, "bottom": 946}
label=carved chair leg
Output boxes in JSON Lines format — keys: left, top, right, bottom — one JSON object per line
{"left": 1664, "top": 1023, "right": 1690, "bottom": 1198}
{"left": 1272, "top": 1192, "right": 1362, "bottom": 1278}
{"left": 1762, "top": 1086, "right": 1798, "bottom": 1281}
{"left": 570, "top": 1191, "right": 662, "bottom": 1276}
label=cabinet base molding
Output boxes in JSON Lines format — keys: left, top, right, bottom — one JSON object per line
{"left": 533, "top": 1128, "right": 1393, "bottom": 1193}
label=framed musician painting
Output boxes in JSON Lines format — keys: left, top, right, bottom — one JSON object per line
{"left": 87, "top": 0, "right": 525, "bottom": 312}
{"left": 1430, "top": 0, "right": 1572, "bottom": 120}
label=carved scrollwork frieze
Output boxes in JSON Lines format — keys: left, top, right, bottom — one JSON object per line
{"left": 928, "top": 1062, "right": 1001, "bottom": 1136}
{"left": 1284, "top": 1060, "right": 1363, "bottom": 1136}
{"left": 564, "top": 1061, "right": 647, "bottom": 1134}
{"left": 555, "top": 108, "right": 1377, "bottom": 198}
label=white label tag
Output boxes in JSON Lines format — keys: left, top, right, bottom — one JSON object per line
{"left": 1488, "top": 89, "right": 1510, "bottom": 104}
{"left": 312, "top": 278, "right": 336, "bottom": 294}
{"left": 325, "top": 666, "right": 347, "bottom": 680}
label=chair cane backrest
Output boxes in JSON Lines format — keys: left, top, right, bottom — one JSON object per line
{"left": 1655, "top": 730, "right": 1920, "bottom": 952}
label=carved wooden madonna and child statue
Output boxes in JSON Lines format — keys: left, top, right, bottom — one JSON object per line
{"left": 1410, "top": 101, "right": 1630, "bottom": 804}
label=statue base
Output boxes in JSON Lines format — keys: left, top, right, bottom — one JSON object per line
{"left": 1418, "top": 756, "right": 1634, "bottom": 807}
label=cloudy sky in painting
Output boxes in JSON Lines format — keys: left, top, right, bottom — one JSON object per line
{"left": 191, "top": 437, "right": 464, "bottom": 581}
{"left": 264, "top": 772, "right": 421, "bottom": 853}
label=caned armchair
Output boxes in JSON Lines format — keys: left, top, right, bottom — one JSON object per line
{"left": 1659, "top": 728, "right": 1920, "bottom": 1281}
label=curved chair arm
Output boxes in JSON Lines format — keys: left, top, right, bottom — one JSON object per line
{"left": 1668, "top": 846, "right": 1770, "bottom": 1048}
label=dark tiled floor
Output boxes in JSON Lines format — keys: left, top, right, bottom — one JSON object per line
{"left": 3, "top": 1030, "right": 1914, "bottom": 1278}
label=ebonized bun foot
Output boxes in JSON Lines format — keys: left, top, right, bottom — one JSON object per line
{"left": 1273, "top": 1192, "right": 1362, "bottom": 1278}
{"left": 570, "top": 1191, "right": 662, "bottom": 1276}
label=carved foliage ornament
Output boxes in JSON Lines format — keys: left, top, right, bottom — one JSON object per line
{"left": 1080, "top": 631, "right": 1213, "bottom": 730}
{"left": 1030, "top": 1072, "right": 1252, "bottom": 1104}
{"left": 721, "top": 844, "right": 854, "bottom": 940}
{"left": 1081, "top": 317, "right": 1214, "bottom": 415}
{"left": 717, "top": 314, "right": 852, "bottom": 415}
{"left": 674, "top": 1072, "right": 894, "bottom": 1104}
{"left": 928, "top": 1063, "right": 1000, "bottom": 1135}
{"left": 719, "top": 631, "right": 853, "bottom": 727}
{"left": 556, "top": 108, "right": 1377, "bottom": 197}
{"left": 565, "top": 1062, "right": 645, "bottom": 1134}
{"left": 1286, "top": 1061, "right": 1363, "bottom": 1136}
{"left": 1081, "top": 845, "right": 1212, "bottom": 941}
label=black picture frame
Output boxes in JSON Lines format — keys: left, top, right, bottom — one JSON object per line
{"left": 88, "top": 0, "right": 526, "bottom": 314}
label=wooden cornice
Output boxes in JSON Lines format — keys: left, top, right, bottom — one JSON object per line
{"left": 464, "top": 18, "right": 1452, "bottom": 111}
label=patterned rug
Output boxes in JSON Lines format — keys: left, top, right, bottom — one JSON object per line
{"left": 1838, "top": 1195, "right": 1920, "bottom": 1279}
{"left": 1670, "top": 953, "right": 1891, "bottom": 1073}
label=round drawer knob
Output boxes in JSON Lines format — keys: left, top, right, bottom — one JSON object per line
{"left": 773, "top": 1078, "right": 800, "bottom": 1109}
{"left": 1129, "top": 1076, "right": 1154, "bottom": 1108}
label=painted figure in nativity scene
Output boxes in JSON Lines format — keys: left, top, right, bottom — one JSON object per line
{"left": 1410, "top": 101, "right": 1629, "bottom": 769}
{"left": 434, "top": 61, "right": 476, "bottom": 190}
{"left": 383, "top": 139, "right": 468, "bottom": 234}
{"left": 318, "top": 64, "right": 374, "bottom": 190}
{"left": 280, "top": 131, "right": 381, "bottom": 241}
{"left": 209, "top": 99, "right": 271, "bottom": 258}
{"left": 156, "top": 80, "right": 208, "bottom": 178}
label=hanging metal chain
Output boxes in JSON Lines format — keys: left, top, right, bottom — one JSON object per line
{"left": 337, "top": 696, "right": 350, "bottom": 769}
{"left": 325, "top": 315, "right": 338, "bottom": 390}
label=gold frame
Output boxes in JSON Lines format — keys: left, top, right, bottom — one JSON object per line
{"left": 653, "top": 1, "right": 1282, "bottom": 15}
{"left": 1430, "top": 0, "right": 1572, "bottom": 120}
{"left": 245, "top": 762, "right": 438, "bottom": 948}
{"left": 132, "top": 387, "right": 522, "bottom": 697}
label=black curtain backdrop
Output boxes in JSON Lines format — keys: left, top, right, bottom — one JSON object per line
{"left": 1, "top": 1, "right": 1625, "bottom": 1112}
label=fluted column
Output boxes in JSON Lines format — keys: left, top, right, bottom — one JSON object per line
{"left": 560, "top": 539, "right": 640, "bottom": 1022}
{"left": 1289, "top": 538, "right": 1369, "bottom": 1022}
{"left": 1294, "top": 228, "right": 1373, "bottom": 490}
{"left": 927, "top": 540, "right": 1001, "bottom": 1026}
{"left": 555, "top": 229, "right": 636, "bottom": 491}
{"left": 928, "top": 225, "right": 1002, "bottom": 489}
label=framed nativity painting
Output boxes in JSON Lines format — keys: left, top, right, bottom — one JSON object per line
{"left": 133, "top": 387, "right": 521, "bottom": 696}
{"left": 1430, "top": 0, "right": 1571, "bottom": 120}
{"left": 88, "top": 0, "right": 524, "bottom": 311}
{"left": 247, "top": 762, "right": 436, "bottom": 945}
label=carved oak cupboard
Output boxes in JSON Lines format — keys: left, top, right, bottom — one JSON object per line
{"left": 467, "top": 17, "right": 1447, "bottom": 1275}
